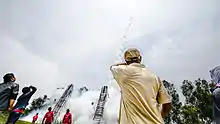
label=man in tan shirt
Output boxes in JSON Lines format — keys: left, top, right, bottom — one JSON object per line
{"left": 110, "top": 48, "right": 172, "bottom": 124}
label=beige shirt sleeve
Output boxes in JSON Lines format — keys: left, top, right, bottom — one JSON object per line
{"left": 157, "top": 77, "right": 172, "bottom": 104}
{"left": 110, "top": 65, "right": 128, "bottom": 83}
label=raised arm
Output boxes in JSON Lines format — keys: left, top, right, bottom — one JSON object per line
{"left": 29, "top": 85, "right": 37, "bottom": 94}
{"left": 26, "top": 85, "right": 37, "bottom": 99}
{"left": 110, "top": 62, "right": 127, "bottom": 70}
{"left": 110, "top": 63, "right": 128, "bottom": 86}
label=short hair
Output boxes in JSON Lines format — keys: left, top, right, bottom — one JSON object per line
{"left": 48, "top": 107, "right": 52, "bottom": 111}
{"left": 124, "top": 48, "right": 141, "bottom": 64}
{"left": 3, "top": 73, "right": 15, "bottom": 82}
{"left": 66, "top": 109, "right": 70, "bottom": 112}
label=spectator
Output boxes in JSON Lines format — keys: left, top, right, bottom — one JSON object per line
{"left": 110, "top": 48, "right": 172, "bottom": 124}
{"left": 0, "top": 73, "right": 19, "bottom": 122}
{"left": 32, "top": 113, "right": 38, "bottom": 124}
{"left": 6, "top": 85, "right": 37, "bottom": 123}
{"left": 42, "top": 107, "right": 54, "bottom": 124}
{"left": 210, "top": 66, "right": 220, "bottom": 124}
{"left": 62, "top": 109, "right": 72, "bottom": 124}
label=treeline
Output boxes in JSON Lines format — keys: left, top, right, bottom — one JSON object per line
{"left": 22, "top": 95, "right": 49, "bottom": 117}
{"left": 163, "top": 79, "right": 215, "bottom": 124}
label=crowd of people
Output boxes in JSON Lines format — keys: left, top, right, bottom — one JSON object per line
{"left": 0, "top": 73, "right": 37, "bottom": 123}
{"left": 0, "top": 48, "right": 219, "bottom": 124}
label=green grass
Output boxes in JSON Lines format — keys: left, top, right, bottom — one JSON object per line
{"left": 14, "top": 120, "right": 31, "bottom": 124}
{"left": 0, "top": 116, "right": 31, "bottom": 124}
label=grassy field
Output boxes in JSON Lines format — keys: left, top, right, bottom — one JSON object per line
{"left": 0, "top": 116, "right": 31, "bottom": 124}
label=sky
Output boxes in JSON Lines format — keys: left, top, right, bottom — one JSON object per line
{"left": 0, "top": 0, "right": 220, "bottom": 97}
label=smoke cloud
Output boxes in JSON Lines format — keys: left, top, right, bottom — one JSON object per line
{"left": 1, "top": 0, "right": 220, "bottom": 123}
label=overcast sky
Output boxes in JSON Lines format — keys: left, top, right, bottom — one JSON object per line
{"left": 0, "top": 0, "right": 220, "bottom": 97}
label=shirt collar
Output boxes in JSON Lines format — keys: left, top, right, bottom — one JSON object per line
{"left": 130, "top": 63, "right": 145, "bottom": 68}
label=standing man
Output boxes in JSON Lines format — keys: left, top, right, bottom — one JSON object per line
{"left": 32, "top": 113, "right": 38, "bottom": 124}
{"left": 62, "top": 109, "right": 72, "bottom": 124}
{"left": 210, "top": 66, "right": 220, "bottom": 124}
{"left": 6, "top": 85, "right": 37, "bottom": 123}
{"left": 110, "top": 48, "right": 172, "bottom": 124}
{"left": 0, "top": 73, "right": 19, "bottom": 122}
{"left": 42, "top": 107, "right": 54, "bottom": 124}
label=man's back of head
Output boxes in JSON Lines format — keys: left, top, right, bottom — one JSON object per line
{"left": 124, "top": 48, "right": 142, "bottom": 65}
{"left": 110, "top": 48, "right": 172, "bottom": 124}
{"left": 48, "top": 107, "right": 52, "bottom": 111}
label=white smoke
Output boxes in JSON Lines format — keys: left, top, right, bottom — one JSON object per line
{"left": 21, "top": 25, "right": 124, "bottom": 123}
{"left": 66, "top": 86, "right": 120, "bottom": 124}
{"left": 21, "top": 83, "right": 121, "bottom": 124}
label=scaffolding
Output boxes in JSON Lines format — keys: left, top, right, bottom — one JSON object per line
{"left": 93, "top": 86, "right": 108, "bottom": 124}
{"left": 52, "top": 84, "right": 74, "bottom": 122}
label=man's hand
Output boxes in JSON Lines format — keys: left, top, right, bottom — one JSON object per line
{"left": 114, "top": 62, "right": 127, "bottom": 66}
{"left": 8, "top": 99, "right": 15, "bottom": 110}
{"left": 29, "top": 85, "right": 36, "bottom": 89}
{"left": 161, "top": 103, "right": 172, "bottom": 118}
{"left": 8, "top": 107, "right": 13, "bottom": 111}
{"left": 110, "top": 62, "right": 127, "bottom": 70}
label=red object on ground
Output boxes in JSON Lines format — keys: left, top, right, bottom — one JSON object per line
{"left": 63, "top": 112, "right": 72, "bottom": 124}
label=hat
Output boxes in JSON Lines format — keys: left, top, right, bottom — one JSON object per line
{"left": 124, "top": 48, "right": 141, "bottom": 62}
{"left": 210, "top": 66, "right": 220, "bottom": 84}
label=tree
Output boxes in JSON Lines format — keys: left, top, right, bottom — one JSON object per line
{"left": 180, "top": 79, "right": 213, "bottom": 124}
{"left": 21, "top": 95, "right": 49, "bottom": 117}
{"left": 30, "top": 97, "right": 45, "bottom": 110}
{"left": 163, "top": 80, "right": 182, "bottom": 124}
{"left": 180, "top": 105, "right": 201, "bottom": 124}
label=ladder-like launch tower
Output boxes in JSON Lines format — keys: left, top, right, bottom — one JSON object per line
{"left": 52, "top": 84, "right": 74, "bottom": 120}
{"left": 93, "top": 86, "right": 108, "bottom": 124}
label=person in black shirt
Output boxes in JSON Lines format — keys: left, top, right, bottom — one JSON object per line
{"left": 6, "top": 85, "right": 37, "bottom": 124}
{"left": 210, "top": 66, "right": 220, "bottom": 124}
{"left": 0, "top": 73, "right": 19, "bottom": 122}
